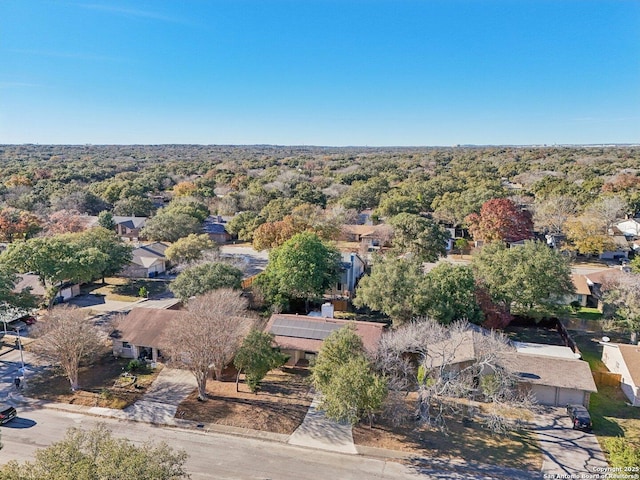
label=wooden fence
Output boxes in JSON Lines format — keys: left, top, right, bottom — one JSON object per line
{"left": 592, "top": 371, "right": 622, "bottom": 388}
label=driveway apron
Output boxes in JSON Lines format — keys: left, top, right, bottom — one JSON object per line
{"left": 288, "top": 394, "right": 358, "bottom": 454}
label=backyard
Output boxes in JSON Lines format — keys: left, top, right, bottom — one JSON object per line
{"left": 81, "top": 277, "right": 169, "bottom": 302}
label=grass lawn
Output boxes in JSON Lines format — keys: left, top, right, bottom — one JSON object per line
{"left": 569, "top": 307, "right": 603, "bottom": 322}
{"left": 26, "top": 353, "right": 161, "bottom": 409}
{"left": 570, "top": 331, "right": 640, "bottom": 457}
{"left": 82, "top": 278, "right": 169, "bottom": 302}
{"left": 177, "top": 367, "right": 312, "bottom": 435}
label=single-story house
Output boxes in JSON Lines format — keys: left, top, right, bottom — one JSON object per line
{"left": 111, "top": 307, "right": 185, "bottom": 362}
{"left": 599, "top": 235, "right": 631, "bottom": 261}
{"left": 12, "top": 273, "right": 81, "bottom": 303}
{"left": 340, "top": 224, "right": 393, "bottom": 251}
{"left": 601, "top": 342, "right": 640, "bottom": 407}
{"left": 426, "top": 327, "right": 596, "bottom": 407}
{"left": 616, "top": 218, "right": 640, "bottom": 237}
{"left": 120, "top": 242, "right": 169, "bottom": 278}
{"left": 203, "top": 216, "right": 233, "bottom": 243}
{"left": 113, "top": 216, "right": 147, "bottom": 241}
{"left": 265, "top": 313, "right": 386, "bottom": 365}
{"left": 583, "top": 268, "right": 626, "bottom": 311}
{"left": 566, "top": 274, "right": 592, "bottom": 307}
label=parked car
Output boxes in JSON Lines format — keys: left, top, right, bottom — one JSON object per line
{"left": 0, "top": 404, "right": 17, "bottom": 424}
{"left": 567, "top": 404, "right": 592, "bottom": 431}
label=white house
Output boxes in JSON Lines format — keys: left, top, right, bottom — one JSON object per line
{"left": 616, "top": 218, "right": 640, "bottom": 237}
{"left": 601, "top": 342, "right": 640, "bottom": 407}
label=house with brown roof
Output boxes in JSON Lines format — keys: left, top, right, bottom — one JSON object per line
{"left": 427, "top": 326, "right": 597, "bottom": 407}
{"left": 340, "top": 224, "right": 393, "bottom": 252}
{"left": 113, "top": 216, "right": 147, "bottom": 241}
{"left": 601, "top": 342, "right": 640, "bottom": 406}
{"left": 568, "top": 274, "right": 593, "bottom": 307}
{"left": 12, "top": 273, "right": 80, "bottom": 304}
{"left": 111, "top": 307, "right": 186, "bottom": 362}
{"left": 264, "top": 312, "right": 386, "bottom": 365}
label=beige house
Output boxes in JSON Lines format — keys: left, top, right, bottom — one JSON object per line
{"left": 120, "top": 242, "right": 169, "bottom": 278}
{"left": 601, "top": 342, "right": 640, "bottom": 406}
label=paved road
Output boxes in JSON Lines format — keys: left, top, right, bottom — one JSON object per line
{"left": 0, "top": 407, "right": 453, "bottom": 480}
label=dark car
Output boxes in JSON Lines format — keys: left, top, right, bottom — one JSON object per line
{"left": 567, "top": 404, "right": 592, "bottom": 431}
{"left": 0, "top": 404, "right": 17, "bottom": 425}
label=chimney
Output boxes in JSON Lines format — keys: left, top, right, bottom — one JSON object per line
{"left": 321, "top": 302, "right": 334, "bottom": 319}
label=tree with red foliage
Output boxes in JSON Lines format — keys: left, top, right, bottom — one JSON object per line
{"left": 0, "top": 207, "right": 42, "bottom": 242}
{"left": 465, "top": 198, "right": 533, "bottom": 243}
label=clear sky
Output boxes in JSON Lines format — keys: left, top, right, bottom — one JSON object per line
{"left": 1, "top": 0, "right": 639, "bottom": 146}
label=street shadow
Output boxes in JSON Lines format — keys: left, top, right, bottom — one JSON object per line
{"left": 2, "top": 417, "right": 37, "bottom": 429}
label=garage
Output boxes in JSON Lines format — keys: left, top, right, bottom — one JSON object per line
{"left": 505, "top": 352, "right": 598, "bottom": 408}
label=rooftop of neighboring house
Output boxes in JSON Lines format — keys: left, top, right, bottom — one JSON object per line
{"left": 265, "top": 313, "right": 386, "bottom": 354}
{"left": 570, "top": 274, "right": 592, "bottom": 296}
{"left": 11, "top": 274, "right": 47, "bottom": 297}
{"left": 584, "top": 268, "right": 626, "bottom": 285}
{"left": 113, "top": 216, "right": 147, "bottom": 229}
{"left": 131, "top": 242, "right": 169, "bottom": 267}
{"left": 512, "top": 341, "right": 579, "bottom": 360}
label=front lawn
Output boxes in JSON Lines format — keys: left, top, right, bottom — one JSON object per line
{"left": 570, "top": 307, "right": 603, "bottom": 322}
{"left": 82, "top": 278, "right": 169, "bottom": 302}
{"left": 177, "top": 367, "right": 312, "bottom": 435}
{"left": 353, "top": 396, "right": 542, "bottom": 471}
{"left": 26, "top": 353, "right": 161, "bottom": 409}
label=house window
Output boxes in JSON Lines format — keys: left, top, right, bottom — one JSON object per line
{"left": 577, "top": 294, "right": 583, "bottom": 302}
{"left": 337, "top": 282, "right": 343, "bottom": 292}
{"left": 122, "top": 341, "right": 132, "bottom": 349}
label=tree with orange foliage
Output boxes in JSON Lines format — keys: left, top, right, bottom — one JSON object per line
{"left": 0, "top": 207, "right": 42, "bottom": 242}
{"left": 45, "top": 210, "right": 88, "bottom": 235}
{"left": 173, "top": 181, "right": 198, "bottom": 197}
{"left": 465, "top": 198, "right": 533, "bottom": 244}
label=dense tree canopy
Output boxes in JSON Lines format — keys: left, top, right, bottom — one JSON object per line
{"left": 388, "top": 213, "right": 449, "bottom": 262}
{"left": 0, "top": 424, "right": 189, "bottom": 479}
{"left": 472, "top": 241, "right": 575, "bottom": 320}
{"left": 254, "top": 232, "right": 341, "bottom": 311}
{"left": 170, "top": 262, "right": 243, "bottom": 301}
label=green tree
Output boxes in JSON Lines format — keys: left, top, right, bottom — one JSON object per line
{"left": 170, "top": 262, "right": 243, "bottom": 301}
{"left": 353, "top": 256, "right": 425, "bottom": 325}
{"left": 75, "top": 227, "right": 133, "bottom": 281}
{"left": 113, "top": 195, "right": 155, "bottom": 217}
{"left": 225, "top": 211, "right": 263, "bottom": 241}
{"left": 96, "top": 210, "right": 115, "bottom": 230}
{"left": 416, "top": 263, "right": 483, "bottom": 325}
{"left": 311, "top": 324, "right": 387, "bottom": 426}
{"left": 0, "top": 424, "right": 189, "bottom": 479}
{"left": 164, "top": 197, "right": 210, "bottom": 222}
{"left": 472, "top": 241, "right": 575, "bottom": 320}
{"left": 165, "top": 234, "right": 218, "bottom": 264}
{"left": 141, "top": 211, "right": 202, "bottom": 242}
{"left": 234, "top": 330, "right": 287, "bottom": 393}
{"left": 388, "top": 213, "right": 450, "bottom": 262}
{"left": 254, "top": 232, "right": 341, "bottom": 312}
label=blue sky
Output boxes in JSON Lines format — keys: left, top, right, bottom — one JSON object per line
{"left": 1, "top": 0, "right": 639, "bottom": 146}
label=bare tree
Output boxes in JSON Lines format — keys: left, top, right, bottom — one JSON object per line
{"left": 600, "top": 272, "right": 640, "bottom": 343}
{"left": 585, "top": 195, "right": 627, "bottom": 232}
{"left": 32, "top": 306, "right": 103, "bottom": 391}
{"left": 165, "top": 288, "right": 253, "bottom": 401}
{"left": 533, "top": 195, "right": 577, "bottom": 235}
{"left": 375, "top": 319, "right": 535, "bottom": 433}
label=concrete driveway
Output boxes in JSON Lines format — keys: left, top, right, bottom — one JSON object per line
{"left": 118, "top": 367, "right": 197, "bottom": 424}
{"left": 535, "top": 407, "right": 608, "bottom": 477}
{"left": 288, "top": 394, "right": 358, "bottom": 454}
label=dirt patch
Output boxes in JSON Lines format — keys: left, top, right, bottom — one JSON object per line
{"left": 177, "top": 367, "right": 312, "bottom": 435}
{"left": 353, "top": 397, "right": 542, "bottom": 472}
{"left": 26, "top": 354, "right": 162, "bottom": 409}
